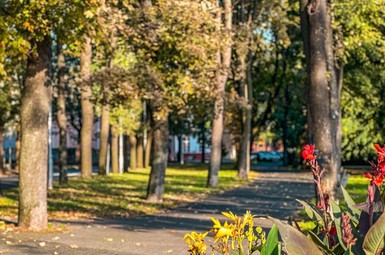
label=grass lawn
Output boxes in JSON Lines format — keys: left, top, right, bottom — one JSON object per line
{"left": 344, "top": 174, "right": 370, "bottom": 203}
{"left": 0, "top": 163, "right": 257, "bottom": 221}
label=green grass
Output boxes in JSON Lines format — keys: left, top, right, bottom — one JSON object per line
{"left": 344, "top": 174, "right": 370, "bottom": 203}
{"left": 0, "top": 163, "right": 257, "bottom": 220}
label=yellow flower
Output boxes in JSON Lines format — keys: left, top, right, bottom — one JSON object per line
{"left": 184, "top": 231, "right": 208, "bottom": 255}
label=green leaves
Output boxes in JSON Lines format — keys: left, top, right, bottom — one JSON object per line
{"left": 363, "top": 212, "right": 385, "bottom": 255}
{"left": 297, "top": 199, "right": 325, "bottom": 226}
{"left": 261, "top": 224, "right": 280, "bottom": 255}
{"left": 341, "top": 186, "right": 361, "bottom": 224}
{"left": 330, "top": 199, "right": 347, "bottom": 250}
{"left": 269, "top": 217, "right": 323, "bottom": 255}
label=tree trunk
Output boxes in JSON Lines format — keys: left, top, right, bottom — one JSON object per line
{"left": 200, "top": 122, "right": 206, "bottom": 164}
{"left": 56, "top": 42, "right": 68, "bottom": 185}
{"left": 14, "top": 127, "right": 21, "bottom": 173}
{"left": 208, "top": 0, "right": 232, "bottom": 187}
{"left": 283, "top": 81, "right": 290, "bottom": 165}
{"left": 129, "top": 135, "right": 137, "bottom": 171}
{"left": 111, "top": 125, "right": 119, "bottom": 174}
{"left": 0, "top": 129, "right": 4, "bottom": 175}
{"left": 146, "top": 94, "right": 169, "bottom": 202}
{"left": 144, "top": 104, "right": 152, "bottom": 168}
{"left": 80, "top": 36, "right": 94, "bottom": 178}
{"left": 237, "top": 51, "right": 252, "bottom": 179}
{"left": 98, "top": 104, "right": 109, "bottom": 175}
{"left": 144, "top": 130, "right": 152, "bottom": 168}
{"left": 177, "top": 134, "right": 183, "bottom": 164}
{"left": 146, "top": 111, "right": 169, "bottom": 202}
{"left": 325, "top": 5, "right": 341, "bottom": 200}
{"left": 136, "top": 135, "right": 144, "bottom": 168}
{"left": 18, "top": 37, "right": 51, "bottom": 230}
{"left": 300, "top": 0, "right": 339, "bottom": 199}
{"left": 123, "top": 135, "right": 130, "bottom": 172}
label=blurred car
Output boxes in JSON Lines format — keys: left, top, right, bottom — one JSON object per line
{"left": 251, "top": 151, "right": 283, "bottom": 162}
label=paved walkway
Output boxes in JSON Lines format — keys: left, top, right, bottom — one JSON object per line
{"left": 0, "top": 171, "right": 314, "bottom": 255}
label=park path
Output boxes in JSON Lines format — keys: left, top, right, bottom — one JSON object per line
{"left": 0, "top": 171, "right": 314, "bottom": 255}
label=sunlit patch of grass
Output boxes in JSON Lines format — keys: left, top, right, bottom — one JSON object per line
{"left": 0, "top": 163, "right": 258, "bottom": 221}
{"left": 345, "top": 174, "right": 369, "bottom": 203}
{"left": 0, "top": 189, "right": 18, "bottom": 220}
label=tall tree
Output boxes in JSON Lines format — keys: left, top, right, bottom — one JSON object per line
{"left": 131, "top": 0, "right": 218, "bottom": 200}
{"left": 129, "top": 134, "right": 137, "bottom": 171}
{"left": 80, "top": 36, "right": 94, "bottom": 178}
{"left": 110, "top": 124, "right": 119, "bottom": 174}
{"left": 208, "top": 0, "right": 232, "bottom": 187}
{"left": 98, "top": 93, "right": 109, "bottom": 175}
{"left": 300, "top": 0, "right": 340, "bottom": 199}
{"left": 56, "top": 41, "right": 68, "bottom": 185}
{"left": 146, "top": 94, "right": 169, "bottom": 201}
{"left": 18, "top": 36, "right": 52, "bottom": 229}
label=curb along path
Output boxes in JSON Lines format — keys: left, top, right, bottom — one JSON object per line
{"left": 0, "top": 171, "right": 314, "bottom": 255}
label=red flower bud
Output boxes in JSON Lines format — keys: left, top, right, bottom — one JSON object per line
{"left": 302, "top": 144, "right": 316, "bottom": 160}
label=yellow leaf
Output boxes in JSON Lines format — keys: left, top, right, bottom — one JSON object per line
{"left": 211, "top": 217, "right": 221, "bottom": 229}
{"left": 84, "top": 10, "right": 94, "bottom": 19}
{"left": 214, "top": 227, "right": 232, "bottom": 241}
{"left": 222, "top": 211, "right": 237, "bottom": 221}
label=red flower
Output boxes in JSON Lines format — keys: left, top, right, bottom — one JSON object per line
{"left": 379, "top": 161, "right": 385, "bottom": 173}
{"left": 374, "top": 144, "right": 385, "bottom": 162}
{"left": 302, "top": 144, "right": 316, "bottom": 160}
{"left": 363, "top": 173, "right": 384, "bottom": 187}
{"left": 372, "top": 175, "right": 384, "bottom": 186}
{"left": 329, "top": 226, "right": 337, "bottom": 236}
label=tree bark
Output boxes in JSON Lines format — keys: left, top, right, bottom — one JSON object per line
{"left": 123, "top": 135, "right": 130, "bottom": 172}
{"left": 208, "top": 0, "right": 232, "bottom": 187}
{"left": 80, "top": 36, "right": 94, "bottom": 178}
{"left": 18, "top": 37, "right": 51, "bottom": 230}
{"left": 144, "top": 103, "right": 152, "bottom": 168}
{"left": 136, "top": 135, "right": 144, "bottom": 168}
{"left": 129, "top": 135, "right": 137, "bottom": 171}
{"left": 325, "top": 4, "right": 341, "bottom": 199}
{"left": 237, "top": 51, "right": 253, "bottom": 179}
{"left": 300, "top": 0, "right": 339, "bottom": 199}
{"left": 111, "top": 125, "right": 119, "bottom": 174}
{"left": 56, "top": 42, "right": 68, "bottom": 185}
{"left": 144, "top": 130, "right": 152, "bottom": 168}
{"left": 283, "top": 81, "right": 290, "bottom": 165}
{"left": 0, "top": 129, "right": 4, "bottom": 175}
{"left": 177, "top": 134, "right": 183, "bottom": 164}
{"left": 14, "top": 127, "right": 21, "bottom": 173}
{"left": 146, "top": 93, "right": 169, "bottom": 202}
{"left": 200, "top": 122, "right": 206, "bottom": 164}
{"left": 146, "top": 112, "right": 169, "bottom": 202}
{"left": 98, "top": 104, "right": 109, "bottom": 175}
